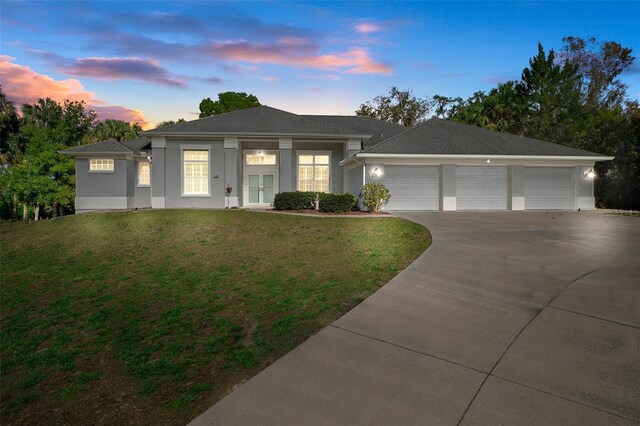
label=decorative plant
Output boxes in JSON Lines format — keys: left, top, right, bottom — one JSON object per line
{"left": 361, "top": 182, "right": 390, "bottom": 213}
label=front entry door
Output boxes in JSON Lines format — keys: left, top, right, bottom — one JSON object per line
{"left": 248, "top": 173, "right": 275, "bottom": 205}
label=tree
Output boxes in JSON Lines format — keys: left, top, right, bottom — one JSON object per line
{"left": 199, "top": 92, "right": 260, "bottom": 118}
{"left": 0, "top": 87, "right": 21, "bottom": 166}
{"left": 355, "top": 87, "right": 431, "bottom": 126}
{"left": 155, "top": 118, "right": 185, "bottom": 128}
{"left": 520, "top": 43, "right": 583, "bottom": 144}
{"left": 562, "top": 36, "right": 635, "bottom": 110}
{"left": 92, "top": 119, "right": 142, "bottom": 141}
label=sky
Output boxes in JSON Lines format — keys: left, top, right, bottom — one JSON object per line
{"left": 1, "top": 1, "right": 639, "bottom": 129}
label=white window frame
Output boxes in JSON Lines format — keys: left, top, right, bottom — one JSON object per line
{"left": 181, "top": 146, "right": 211, "bottom": 197}
{"left": 296, "top": 150, "right": 331, "bottom": 193}
{"left": 137, "top": 161, "right": 151, "bottom": 187}
{"left": 89, "top": 158, "right": 114, "bottom": 173}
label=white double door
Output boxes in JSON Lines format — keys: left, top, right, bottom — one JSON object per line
{"left": 244, "top": 166, "right": 278, "bottom": 206}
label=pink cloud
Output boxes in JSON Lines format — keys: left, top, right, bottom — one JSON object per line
{"left": 90, "top": 105, "right": 149, "bottom": 128}
{"left": 0, "top": 56, "right": 148, "bottom": 127}
{"left": 29, "top": 51, "right": 185, "bottom": 88}
{"left": 0, "top": 55, "right": 99, "bottom": 106}
{"left": 354, "top": 22, "right": 383, "bottom": 34}
{"left": 208, "top": 39, "right": 392, "bottom": 75}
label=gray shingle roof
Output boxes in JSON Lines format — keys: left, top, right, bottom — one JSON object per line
{"left": 144, "top": 106, "right": 368, "bottom": 137}
{"left": 61, "top": 137, "right": 150, "bottom": 155}
{"left": 365, "top": 119, "right": 607, "bottom": 157}
{"left": 302, "top": 115, "right": 407, "bottom": 148}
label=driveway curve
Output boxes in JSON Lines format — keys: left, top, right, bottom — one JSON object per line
{"left": 191, "top": 211, "right": 640, "bottom": 425}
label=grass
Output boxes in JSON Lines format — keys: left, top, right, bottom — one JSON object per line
{"left": 0, "top": 209, "right": 430, "bottom": 425}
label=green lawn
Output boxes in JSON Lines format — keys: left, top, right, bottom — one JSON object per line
{"left": 1, "top": 210, "right": 430, "bottom": 425}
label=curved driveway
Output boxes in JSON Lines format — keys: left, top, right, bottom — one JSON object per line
{"left": 192, "top": 211, "right": 640, "bottom": 425}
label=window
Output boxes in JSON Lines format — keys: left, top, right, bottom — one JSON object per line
{"left": 89, "top": 159, "right": 114, "bottom": 172}
{"left": 138, "top": 162, "right": 150, "bottom": 186}
{"left": 183, "top": 150, "right": 209, "bottom": 195}
{"left": 298, "top": 153, "right": 330, "bottom": 192}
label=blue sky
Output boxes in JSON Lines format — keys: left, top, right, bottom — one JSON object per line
{"left": 1, "top": 1, "right": 638, "bottom": 128}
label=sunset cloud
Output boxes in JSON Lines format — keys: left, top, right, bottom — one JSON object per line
{"left": 0, "top": 56, "right": 148, "bottom": 126}
{"left": 208, "top": 39, "right": 392, "bottom": 74}
{"left": 91, "top": 106, "right": 149, "bottom": 127}
{"left": 64, "top": 57, "right": 185, "bottom": 87}
{"left": 29, "top": 51, "right": 185, "bottom": 87}
{"left": 0, "top": 55, "right": 99, "bottom": 106}
{"left": 354, "top": 22, "right": 383, "bottom": 34}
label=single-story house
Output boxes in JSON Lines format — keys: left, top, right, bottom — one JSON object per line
{"left": 61, "top": 106, "right": 613, "bottom": 213}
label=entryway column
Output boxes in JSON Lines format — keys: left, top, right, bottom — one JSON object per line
{"left": 279, "top": 138, "right": 293, "bottom": 192}
{"left": 440, "top": 164, "right": 456, "bottom": 211}
{"left": 151, "top": 136, "right": 166, "bottom": 208}
{"left": 509, "top": 165, "right": 525, "bottom": 210}
{"left": 224, "top": 137, "right": 239, "bottom": 207}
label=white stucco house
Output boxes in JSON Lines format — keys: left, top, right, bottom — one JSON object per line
{"left": 61, "top": 106, "right": 612, "bottom": 213}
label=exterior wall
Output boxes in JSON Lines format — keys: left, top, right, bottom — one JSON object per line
{"left": 575, "top": 166, "right": 596, "bottom": 210}
{"left": 75, "top": 158, "right": 134, "bottom": 212}
{"left": 134, "top": 160, "right": 151, "bottom": 209}
{"left": 508, "top": 165, "right": 525, "bottom": 210}
{"left": 151, "top": 137, "right": 166, "bottom": 208}
{"left": 440, "top": 164, "right": 456, "bottom": 211}
{"left": 165, "top": 139, "right": 225, "bottom": 209}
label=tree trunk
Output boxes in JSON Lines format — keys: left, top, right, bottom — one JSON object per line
{"left": 11, "top": 194, "right": 18, "bottom": 220}
{"left": 22, "top": 204, "right": 28, "bottom": 223}
{"left": 34, "top": 205, "right": 40, "bottom": 222}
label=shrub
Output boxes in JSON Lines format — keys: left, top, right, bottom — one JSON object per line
{"left": 361, "top": 182, "right": 390, "bottom": 213}
{"left": 273, "top": 191, "right": 317, "bottom": 210}
{"left": 318, "top": 193, "right": 357, "bottom": 213}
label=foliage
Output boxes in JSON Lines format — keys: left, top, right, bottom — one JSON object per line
{"left": 155, "top": 118, "right": 185, "bottom": 128}
{"left": 562, "top": 36, "right": 635, "bottom": 109}
{"left": 443, "top": 38, "right": 638, "bottom": 209}
{"left": 318, "top": 192, "right": 357, "bottom": 213}
{"left": 0, "top": 210, "right": 430, "bottom": 424}
{"left": 0, "top": 87, "right": 21, "bottom": 166}
{"left": 273, "top": 191, "right": 318, "bottom": 210}
{"left": 92, "top": 119, "right": 141, "bottom": 142}
{"left": 361, "top": 182, "right": 390, "bottom": 213}
{"left": 199, "top": 92, "right": 261, "bottom": 118}
{"left": 356, "top": 86, "right": 432, "bottom": 126}
{"left": 0, "top": 92, "right": 95, "bottom": 220}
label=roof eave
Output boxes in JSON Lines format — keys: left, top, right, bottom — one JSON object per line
{"left": 143, "top": 131, "right": 371, "bottom": 139}
{"left": 347, "top": 153, "right": 614, "bottom": 162}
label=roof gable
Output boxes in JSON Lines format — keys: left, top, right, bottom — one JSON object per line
{"left": 302, "top": 115, "right": 407, "bottom": 147}
{"left": 365, "top": 119, "right": 606, "bottom": 157}
{"left": 144, "top": 106, "right": 367, "bottom": 137}
{"left": 60, "top": 137, "right": 151, "bottom": 155}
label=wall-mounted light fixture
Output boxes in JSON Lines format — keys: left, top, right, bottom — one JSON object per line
{"left": 584, "top": 168, "right": 596, "bottom": 179}
{"left": 371, "top": 167, "right": 379, "bottom": 178}
{"left": 486, "top": 159, "right": 491, "bottom": 164}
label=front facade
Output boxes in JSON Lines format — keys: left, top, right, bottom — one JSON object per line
{"left": 62, "top": 106, "right": 612, "bottom": 213}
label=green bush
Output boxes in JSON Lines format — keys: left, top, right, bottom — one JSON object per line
{"left": 361, "top": 182, "right": 390, "bottom": 213}
{"left": 318, "top": 193, "right": 357, "bottom": 213}
{"left": 273, "top": 191, "right": 318, "bottom": 210}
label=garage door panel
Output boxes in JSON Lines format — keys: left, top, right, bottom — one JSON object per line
{"left": 384, "top": 166, "right": 439, "bottom": 210}
{"left": 525, "top": 167, "right": 574, "bottom": 210}
{"left": 456, "top": 166, "right": 508, "bottom": 210}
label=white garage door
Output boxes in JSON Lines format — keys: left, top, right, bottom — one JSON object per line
{"left": 383, "top": 166, "right": 440, "bottom": 210}
{"left": 456, "top": 166, "right": 508, "bottom": 210}
{"left": 525, "top": 167, "right": 574, "bottom": 210}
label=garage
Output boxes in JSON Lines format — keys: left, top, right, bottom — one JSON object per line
{"left": 383, "top": 166, "right": 439, "bottom": 210}
{"left": 456, "top": 166, "right": 508, "bottom": 210}
{"left": 525, "top": 167, "right": 574, "bottom": 210}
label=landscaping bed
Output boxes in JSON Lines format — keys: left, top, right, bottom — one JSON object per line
{"left": 1, "top": 209, "right": 429, "bottom": 425}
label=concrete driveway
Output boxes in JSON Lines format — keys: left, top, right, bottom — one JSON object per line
{"left": 191, "top": 211, "right": 640, "bottom": 425}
